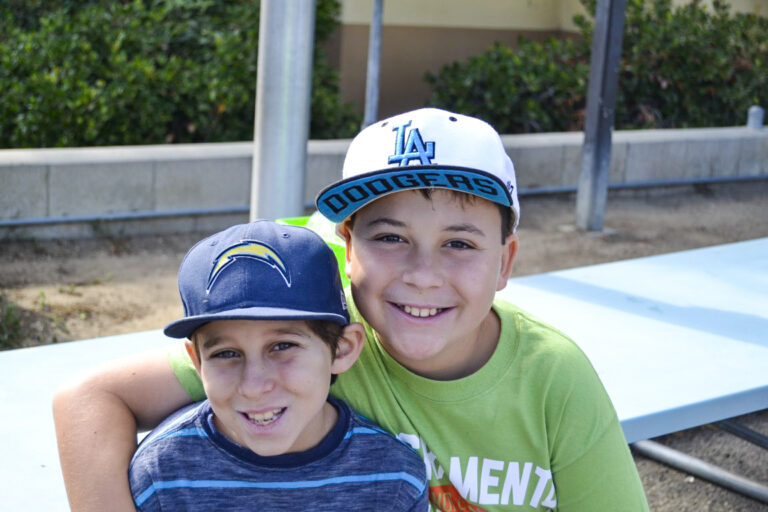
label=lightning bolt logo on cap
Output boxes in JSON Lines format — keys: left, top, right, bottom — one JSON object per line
{"left": 164, "top": 220, "right": 350, "bottom": 339}
{"left": 207, "top": 240, "right": 290, "bottom": 293}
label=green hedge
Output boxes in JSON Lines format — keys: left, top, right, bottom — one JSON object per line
{"left": 610, "top": 0, "right": 768, "bottom": 128}
{"left": 425, "top": 38, "right": 589, "bottom": 134}
{"left": 0, "top": 0, "right": 360, "bottom": 148}
{"left": 426, "top": 0, "right": 768, "bottom": 133}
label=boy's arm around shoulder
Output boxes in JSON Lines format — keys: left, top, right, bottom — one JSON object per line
{"left": 53, "top": 345, "right": 194, "bottom": 512}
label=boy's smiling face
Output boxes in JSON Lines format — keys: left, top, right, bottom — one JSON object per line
{"left": 187, "top": 319, "right": 360, "bottom": 456}
{"left": 344, "top": 190, "right": 517, "bottom": 380}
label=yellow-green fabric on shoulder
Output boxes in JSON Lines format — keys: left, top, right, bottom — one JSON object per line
{"left": 167, "top": 344, "right": 205, "bottom": 401}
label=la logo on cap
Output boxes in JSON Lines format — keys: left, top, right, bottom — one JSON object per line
{"left": 388, "top": 121, "right": 435, "bottom": 166}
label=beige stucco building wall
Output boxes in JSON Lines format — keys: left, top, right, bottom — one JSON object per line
{"left": 329, "top": 0, "right": 767, "bottom": 119}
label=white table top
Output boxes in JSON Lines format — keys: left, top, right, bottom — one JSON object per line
{"left": 1, "top": 238, "right": 766, "bottom": 510}
{"left": 0, "top": 332, "right": 177, "bottom": 510}
{"left": 497, "top": 236, "right": 768, "bottom": 443}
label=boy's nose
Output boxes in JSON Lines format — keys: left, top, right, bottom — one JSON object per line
{"left": 238, "top": 360, "right": 276, "bottom": 397}
{"left": 401, "top": 248, "right": 444, "bottom": 289}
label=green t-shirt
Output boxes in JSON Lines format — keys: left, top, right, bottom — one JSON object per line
{"left": 170, "top": 297, "right": 648, "bottom": 511}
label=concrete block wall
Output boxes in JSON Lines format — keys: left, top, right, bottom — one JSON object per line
{"left": 1, "top": 126, "right": 766, "bottom": 240}
{"left": 505, "top": 127, "right": 768, "bottom": 190}
{"left": 0, "top": 143, "right": 254, "bottom": 239}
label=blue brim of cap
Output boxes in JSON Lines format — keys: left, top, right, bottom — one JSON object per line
{"left": 164, "top": 307, "right": 349, "bottom": 339}
{"left": 316, "top": 166, "right": 512, "bottom": 223}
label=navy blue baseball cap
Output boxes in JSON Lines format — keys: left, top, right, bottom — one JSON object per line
{"left": 164, "top": 220, "right": 349, "bottom": 339}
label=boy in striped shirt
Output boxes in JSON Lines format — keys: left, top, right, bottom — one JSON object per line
{"left": 129, "top": 220, "right": 427, "bottom": 511}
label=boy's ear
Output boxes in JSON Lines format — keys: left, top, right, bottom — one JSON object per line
{"left": 496, "top": 233, "right": 519, "bottom": 292}
{"left": 330, "top": 322, "right": 365, "bottom": 375}
{"left": 185, "top": 340, "right": 202, "bottom": 373}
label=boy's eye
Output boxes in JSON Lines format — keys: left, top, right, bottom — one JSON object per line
{"left": 211, "top": 349, "right": 239, "bottom": 359}
{"left": 272, "top": 341, "right": 297, "bottom": 352}
{"left": 374, "top": 233, "right": 405, "bottom": 243}
{"left": 445, "top": 240, "right": 474, "bottom": 249}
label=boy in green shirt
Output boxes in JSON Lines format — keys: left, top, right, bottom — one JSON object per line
{"left": 55, "top": 108, "right": 648, "bottom": 511}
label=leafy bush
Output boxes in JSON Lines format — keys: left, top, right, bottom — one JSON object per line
{"left": 609, "top": 0, "right": 768, "bottom": 128}
{"left": 425, "top": 39, "right": 590, "bottom": 133}
{"left": 426, "top": 0, "right": 768, "bottom": 133}
{"left": 0, "top": 0, "right": 360, "bottom": 148}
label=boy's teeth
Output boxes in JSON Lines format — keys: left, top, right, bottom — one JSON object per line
{"left": 246, "top": 408, "right": 284, "bottom": 425}
{"left": 402, "top": 305, "right": 439, "bottom": 318}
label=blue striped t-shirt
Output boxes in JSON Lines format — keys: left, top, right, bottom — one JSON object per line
{"left": 129, "top": 396, "right": 428, "bottom": 511}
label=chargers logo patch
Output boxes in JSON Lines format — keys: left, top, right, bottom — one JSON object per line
{"left": 207, "top": 240, "right": 290, "bottom": 293}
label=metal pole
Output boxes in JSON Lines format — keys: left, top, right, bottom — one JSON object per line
{"left": 250, "top": 0, "right": 316, "bottom": 221}
{"left": 362, "top": 0, "right": 383, "bottom": 128}
{"left": 575, "top": 0, "right": 627, "bottom": 231}
{"left": 716, "top": 420, "right": 768, "bottom": 450}
{"left": 632, "top": 440, "right": 768, "bottom": 503}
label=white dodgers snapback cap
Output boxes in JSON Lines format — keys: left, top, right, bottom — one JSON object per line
{"left": 316, "top": 108, "right": 520, "bottom": 230}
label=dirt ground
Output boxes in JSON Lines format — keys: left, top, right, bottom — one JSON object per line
{"left": 1, "top": 180, "right": 767, "bottom": 511}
